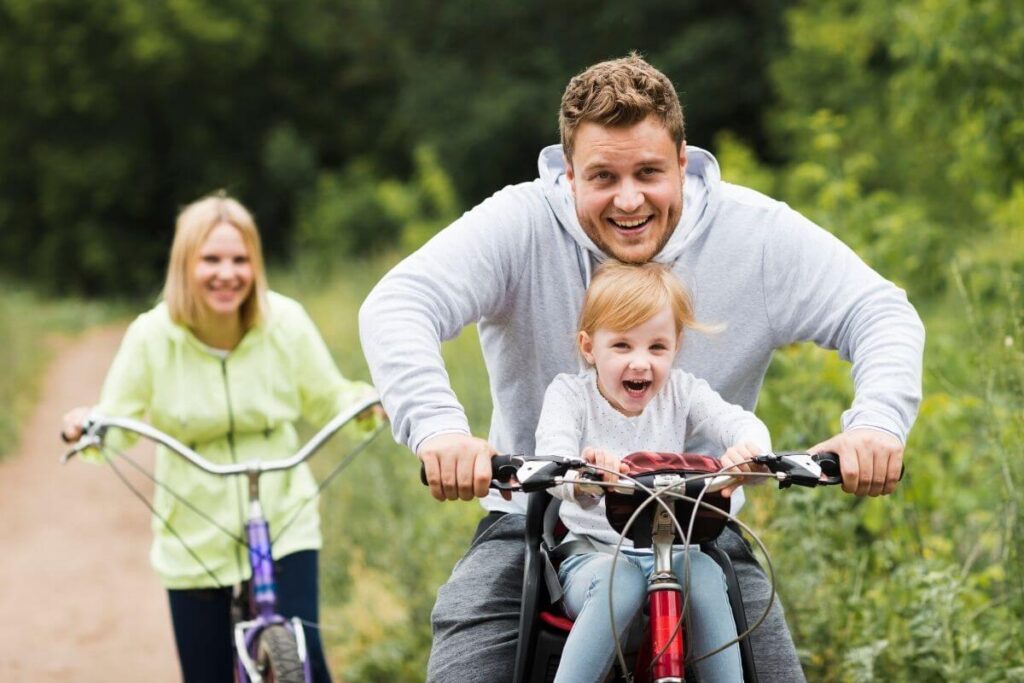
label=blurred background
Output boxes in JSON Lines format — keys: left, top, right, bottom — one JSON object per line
{"left": 1, "top": 0, "right": 1021, "bottom": 680}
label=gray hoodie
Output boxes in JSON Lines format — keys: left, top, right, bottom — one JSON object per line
{"left": 359, "top": 145, "right": 925, "bottom": 514}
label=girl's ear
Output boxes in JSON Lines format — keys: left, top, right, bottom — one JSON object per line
{"left": 578, "top": 331, "right": 595, "bottom": 365}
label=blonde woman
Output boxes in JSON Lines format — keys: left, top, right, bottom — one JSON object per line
{"left": 62, "top": 191, "right": 378, "bottom": 682}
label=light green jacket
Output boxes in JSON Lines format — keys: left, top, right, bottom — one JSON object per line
{"left": 93, "top": 291, "right": 376, "bottom": 589}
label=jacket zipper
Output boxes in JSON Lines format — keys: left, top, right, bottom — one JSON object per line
{"left": 221, "top": 358, "right": 246, "bottom": 582}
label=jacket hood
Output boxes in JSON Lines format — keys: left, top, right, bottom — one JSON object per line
{"left": 538, "top": 144, "right": 721, "bottom": 269}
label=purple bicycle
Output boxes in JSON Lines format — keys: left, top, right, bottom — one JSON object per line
{"left": 62, "top": 396, "right": 383, "bottom": 683}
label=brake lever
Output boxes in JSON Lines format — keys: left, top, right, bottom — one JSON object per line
{"left": 515, "top": 457, "right": 585, "bottom": 492}
{"left": 754, "top": 451, "right": 830, "bottom": 488}
{"left": 60, "top": 434, "right": 101, "bottom": 464}
{"left": 755, "top": 450, "right": 905, "bottom": 488}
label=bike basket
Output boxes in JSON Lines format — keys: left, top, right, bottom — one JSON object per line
{"left": 604, "top": 452, "right": 729, "bottom": 548}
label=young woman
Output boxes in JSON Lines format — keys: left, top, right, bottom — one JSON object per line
{"left": 62, "top": 191, "right": 380, "bottom": 683}
{"left": 536, "top": 261, "right": 769, "bottom": 682}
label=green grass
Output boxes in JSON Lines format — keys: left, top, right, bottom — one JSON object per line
{"left": 0, "top": 282, "right": 126, "bottom": 459}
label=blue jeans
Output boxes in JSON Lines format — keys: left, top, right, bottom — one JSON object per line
{"left": 556, "top": 547, "right": 743, "bottom": 683}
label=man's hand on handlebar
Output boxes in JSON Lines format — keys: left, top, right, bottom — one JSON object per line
{"left": 810, "top": 428, "right": 904, "bottom": 497}
{"left": 718, "top": 442, "right": 769, "bottom": 499}
{"left": 417, "top": 433, "right": 499, "bottom": 502}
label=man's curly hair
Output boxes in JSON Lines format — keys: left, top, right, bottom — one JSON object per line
{"left": 559, "top": 52, "right": 685, "bottom": 160}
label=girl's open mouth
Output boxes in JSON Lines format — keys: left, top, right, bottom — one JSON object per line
{"left": 622, "top": 379, "right": 652, "bottom": 397}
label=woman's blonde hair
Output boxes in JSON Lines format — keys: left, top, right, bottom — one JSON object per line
{"left": 163, "top": 191, "right": 269, "bottom": 330}
{"left": 579, "top": 261, "right": 699, "bottom": 343}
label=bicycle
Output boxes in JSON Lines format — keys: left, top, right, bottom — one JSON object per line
{"left": 427, "top": 450, "right": 861, "bottom": 683}
{"left": 62, "top": 396, "right": 383, "bottom": 683}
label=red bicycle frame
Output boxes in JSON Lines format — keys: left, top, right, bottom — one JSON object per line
{"left": 629, "top": 487, "right": 689, "bottom": 683}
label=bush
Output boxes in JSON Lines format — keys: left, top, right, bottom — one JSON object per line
{"left": 293, "top": 146, "right": 459, "bottom": 274}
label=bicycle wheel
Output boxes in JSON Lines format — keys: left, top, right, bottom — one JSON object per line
{"left": 255, "top": 624, "right": 305, "bottom": 683}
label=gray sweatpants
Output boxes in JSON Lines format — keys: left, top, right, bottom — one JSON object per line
{"left": 426, "top": 513, "right": 805, "bottom": 682}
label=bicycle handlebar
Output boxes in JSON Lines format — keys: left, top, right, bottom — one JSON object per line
{"left": 62, "top": 396, "right": 383, "bottom": 476}
{"left": 418, "top": 450, "right": 903, "bottom": 494}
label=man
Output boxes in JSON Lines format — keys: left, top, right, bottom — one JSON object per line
{"left": 360, "top": 54, "right": 924, "bottom": 681}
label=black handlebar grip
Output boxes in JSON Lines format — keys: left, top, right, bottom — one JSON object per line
{"left": 813, "top": 450, "right": 906, "bottom": 485}
{"left": 490, "top": 454, "right": 517, "bottom": 482}
{"left": 814, "top": 451, "right": 842, "bottom": 482}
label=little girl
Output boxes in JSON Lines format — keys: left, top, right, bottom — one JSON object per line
{"left": 535, "top": 260, "right": 770, "bottom": 682}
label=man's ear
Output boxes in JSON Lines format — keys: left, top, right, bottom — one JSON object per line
{"left": 678, "top": 140, "right": 687, "bottom": 175}
{"left": 564, "top": 155, "right": 576, "bottom": 195}
{"left": 578, "top": 330, "right": 595, "bottom": 365}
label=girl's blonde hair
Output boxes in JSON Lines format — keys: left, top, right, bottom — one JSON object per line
{"left": 579, "top": 261, "right": 699, "bottom": 341}
{"left": 163, "top": 191, "right": 269, "bottom": 330}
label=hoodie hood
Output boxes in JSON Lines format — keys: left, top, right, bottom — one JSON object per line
{"left": 538, "top": 144, "right": 721, "bottom": 270}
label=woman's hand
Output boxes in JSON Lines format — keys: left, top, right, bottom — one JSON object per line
{"left": 61, "top": 406, "right": 92, "bottom": 443}
{"left": 575, "top": 446, "right": 629, "bottom": 497}
{"left": 719, "top": 442, "right": 768, "bottom": 498}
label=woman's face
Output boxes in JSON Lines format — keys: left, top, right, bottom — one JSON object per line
{"left": 192, "top": 222, "right": 254, "bottom": 321}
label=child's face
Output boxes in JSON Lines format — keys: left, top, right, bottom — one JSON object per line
{"left": 579, "top": 305, "right": 679, "bottom": 417}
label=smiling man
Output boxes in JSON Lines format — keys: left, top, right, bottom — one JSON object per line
{"left": 360, "top": 54, "right": 924, "bottom": 681}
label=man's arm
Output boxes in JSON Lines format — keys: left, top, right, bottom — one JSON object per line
{"left": 359, "top": 185, "right": 539, "bottom": 499}
{"left": 763, "top": 207, "right": 925, "bottom": 497}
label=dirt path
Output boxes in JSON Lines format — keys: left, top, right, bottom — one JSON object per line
{"left": 0, "top": 326, "right": 178, "bottom": 682}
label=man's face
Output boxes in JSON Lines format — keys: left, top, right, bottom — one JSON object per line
{"left": 566, "top": 115, "right": 686, "bottom": 264}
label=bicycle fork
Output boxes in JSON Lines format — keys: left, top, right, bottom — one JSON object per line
{"left": 234, "top": 473, "right": 312, "bottom": 682}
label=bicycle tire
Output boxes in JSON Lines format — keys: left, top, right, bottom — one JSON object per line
{"left": 255, "top": 624, "right": 305, "bottom": 683}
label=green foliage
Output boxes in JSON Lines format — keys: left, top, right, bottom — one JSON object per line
{"left": 746, "top": 270, "right": 1024, "bottom": 680}
{"left": 720, "top": 1, "right": 1024, "bottom": 678}
{"left": 292, "top": 146, "right": 460, "bottom": 273}
{"left": 0, "top": 0, "right": 791, "bottom": 295}
{"left": 0, "top": 0, "right": 405, "bottom": 294}
{"left": 764, "top": 0, "right": 1024, "bottom": 299}
{"left": 389, "top": 0, "right": 791, "bottom": 203}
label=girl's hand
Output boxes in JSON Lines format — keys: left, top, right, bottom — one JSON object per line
{"left": 575, "top": 447, "right": 629, "bottom": 497}
{"left": 719, "top": 442, "right": 768, "bottom": 498}
{"left": 61, "top": 406, "right": 91, "bottom": 443}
